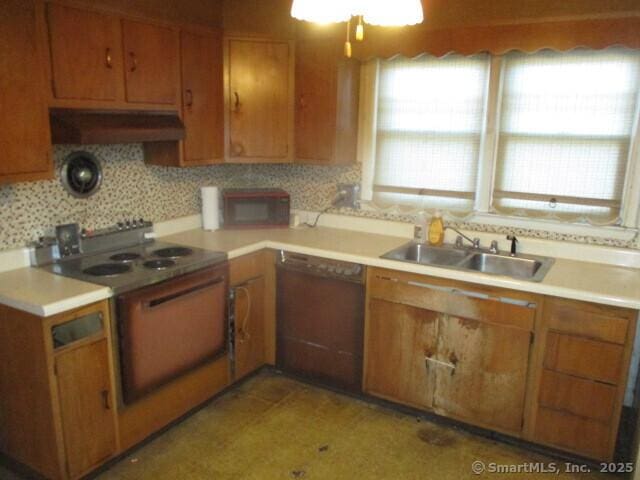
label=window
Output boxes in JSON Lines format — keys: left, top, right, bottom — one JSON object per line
{"left": 360, "top": 48, "right": 640, "bottom": 227}
{"left": 494, "top": 49, "right": 640, "bottom": 223}
{"left": 372, "top": 54, "right": 489, "bottom": 211}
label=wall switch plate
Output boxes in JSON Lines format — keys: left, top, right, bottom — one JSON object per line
{"left": 334, "top": 184, "right": 360, "bottom": 209}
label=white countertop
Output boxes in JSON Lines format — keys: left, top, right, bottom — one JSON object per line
{"left": 1, "top": 226, "right": 639, "bottom": 316}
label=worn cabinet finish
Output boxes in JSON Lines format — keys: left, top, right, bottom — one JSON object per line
{"left": 47, "top": 4, "right": 123, "bottom": 101}
{"left": 365, "top": 267, "right": 538, "bottom": 436}
{"left": 122, "top": 20, "right": 179, "bottom": 105}
{"left": 180, "top": 29, "right": 224, "bottom": 165}
{"left": 226, "top": 38, "right": 293, "bottom": 163}
{"left": 0, "top": 0, "right": 52, "bottom": 183}
{"left": 56, "top": 338, "right": 117, "bottom": 479}
{"left": 530, "top": 297, "right": 637, "bottom": 461}
{"left": 364, "top": 298, "right": 437, "bottom": 409}
{"left": 433, "top": 315, "right": 531, "bottom": 433}
{"left": 295, "top": 40, "right": 360, "bottom": 165}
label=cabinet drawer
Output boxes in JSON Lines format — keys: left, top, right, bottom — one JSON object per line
{"left": 368, "top": 268, "right": 536, "bottom": 331}
{"left": 544, "top": 332, "right": 623, "bottom": 384}
{"left": 534, "top": 407, "right": 611, "bottom": 460}
{"left": 545, "top": 297, "right": 630, "bottom": 344}
{"left": 539, "top": 369, "right": 616, "bottom": 422}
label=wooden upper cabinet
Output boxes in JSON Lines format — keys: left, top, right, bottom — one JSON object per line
{"left": 0, "top": 0, "right": 52, "bottom": 182}
{"left": 295, "top": 40, "right": 360, "bottom": 165}
{"left": 226, "top": 38, "right": 293, "bottom": 163}
{"left": 55, "top": 338, "right": 117, "bottom": 478}
{"left": 181, "top": 30, "right": 224, "bottom": 164}
{"left": 47, "top": 4, "right": 123, "bottom": 101}
{"left": 122, "top": 20, "right": 180, "bottom": 105}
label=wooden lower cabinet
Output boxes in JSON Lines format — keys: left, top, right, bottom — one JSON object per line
{"left": 433, "top": 315, "right": 531, "bottom": 434}
{"left": 0, "top": 301, "right": 118, "bottom": 480}
{"left": 364, "top": 267, "right": 638, "bottom": 461}
{"left": 229, "top": 250, "right": 277, "bottom": 380}
{"left": 365, "top": 298, "right": 437, "bottom": 409}
{"left": 55, "top": 338, "right": 117, "bottom": 479}
{"left": 530, "top": 297, "right": 637, "bottom": 460}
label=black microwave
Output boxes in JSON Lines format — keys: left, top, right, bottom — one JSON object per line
{"left": 221, "top": 188, "right": 290, "bottom": 229}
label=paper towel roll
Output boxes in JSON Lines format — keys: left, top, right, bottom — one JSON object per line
{"left": 201, "top": 186, "right": 220, "bottom": 231}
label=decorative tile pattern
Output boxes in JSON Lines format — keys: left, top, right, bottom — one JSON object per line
{"left": 0, "top": 144, "right": 637, "bottom": 251}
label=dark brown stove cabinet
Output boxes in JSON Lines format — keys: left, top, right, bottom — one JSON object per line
{"left": 0, "top": 301, "right": 119, "bottom": 480}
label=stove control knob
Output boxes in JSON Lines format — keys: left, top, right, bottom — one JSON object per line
{"left": 138, "top": 218, "right": 145, "bottom": 227}
{"left": 125, "top": 220, "right": 131, "bottom": 230}
{"left": 117, "top": 222, "right": 124, "bottom": 231}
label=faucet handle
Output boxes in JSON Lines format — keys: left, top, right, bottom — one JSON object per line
{"left": 472, "top": 238, "right": 481, "bottom": 249}
{"left": 455, "top": 235, "right": 464, "bottom": 248}
{"left": 490, "top": 240, "right": 499, "bottom": 254}
{"left": 507, "top": 235, "right": 518, "bottom": 256}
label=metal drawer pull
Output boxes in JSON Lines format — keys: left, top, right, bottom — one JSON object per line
{"left": 496, "top": 296, "right": 537, "bottom": 308}
{"left": 425, "top": 356, "right": 456, "bottom": 370}
{"left": 405, "top": 279, "right": 536, "bottom": 308}
{"left": 407, "top": 280, "right": 455, "bottom": 294}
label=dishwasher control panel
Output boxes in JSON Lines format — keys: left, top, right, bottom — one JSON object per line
{"left": 277, "top": 250, "right": 365, "bottom": 284}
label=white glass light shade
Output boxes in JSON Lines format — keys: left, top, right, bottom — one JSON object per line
{"left": 290, "top": 0, "right": 353, "bottom": 24}
{"left": 357, "top": 0, "right": 424, "bottom": 26}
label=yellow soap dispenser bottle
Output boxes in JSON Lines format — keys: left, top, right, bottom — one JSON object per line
{"left": 428, "top": 211, "right": 445, "bottom": 246}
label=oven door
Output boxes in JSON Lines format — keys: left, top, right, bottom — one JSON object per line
{"left": 116, "top": 264, "right": 228, "bottom": 404}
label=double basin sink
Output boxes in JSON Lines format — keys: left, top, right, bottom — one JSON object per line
{"left": 381, "top": 242, "right": 554, "bottom": 282}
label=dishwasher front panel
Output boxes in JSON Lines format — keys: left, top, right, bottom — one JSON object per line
{"left": 276, "top": 267, "right": 364, "bottom": 392}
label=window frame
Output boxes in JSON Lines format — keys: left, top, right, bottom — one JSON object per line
{"left": 359, "top": 50, "right": 640, "bottom": 240}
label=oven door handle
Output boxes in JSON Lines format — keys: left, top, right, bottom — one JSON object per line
{"left": 144, "top": 277, "right": 225, "bottom": 309}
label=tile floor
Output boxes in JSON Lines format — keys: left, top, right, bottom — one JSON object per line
{"left": 1, "top": 371, "right": 608, "bottom": 479}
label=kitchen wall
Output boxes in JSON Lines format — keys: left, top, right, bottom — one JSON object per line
{"left": 0, "top": 145, "right": 358, "bottom": 250}
{"left": 0, "top": 144, "right": 638, "bottom": 252}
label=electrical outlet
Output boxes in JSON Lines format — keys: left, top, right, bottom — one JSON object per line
{"left": 333, "top": 183, "right": 360, "bottom": 209}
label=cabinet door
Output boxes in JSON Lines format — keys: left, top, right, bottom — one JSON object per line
{"left": 47, "top": 4, "right": 123, "bottom": 101}
{"left": 123, "top": 20, "right": 179, "bottom": 105}
{"left": 433, "top": 315, "right": 531, "bottom": 433}
{"left": 181, "top": 30, "right": 224, "bottom": 164}
{"left": 55, "top": 338, "right": 117, "bottom": 479}
{"left": 227, "top": 39, "right": 292, "bottom": 161}
{"left": 364, "top": 298, "right": 438, "bottom": 409}
{"left": 234, "top": 277, "right": 266, "bottom": 379}
{"left": 295, "top": 40, "right": 359, "bottom": 164}
{"left": 0, "top": 0, "right": 52, "bottom": 181}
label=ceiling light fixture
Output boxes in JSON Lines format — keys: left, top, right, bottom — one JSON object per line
{"left": 290, "top": 0, "right": 424, "bottom": 57}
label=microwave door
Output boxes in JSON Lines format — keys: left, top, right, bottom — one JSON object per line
{"left": 231, "top": 199, "right": 274, "bottom": 225}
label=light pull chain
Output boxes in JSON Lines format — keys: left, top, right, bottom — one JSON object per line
{"left": 344, "top": 18, "right": 352, "bottom": 58}
{"left": 356, "top": 15, "right": 364, "bottom": 41}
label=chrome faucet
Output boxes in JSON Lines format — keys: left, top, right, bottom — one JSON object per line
{"left": 445, "top": 227, "right": 480, "bottom": 249}
{"left": 489, "top": 240, "right": 499, "bottom": 254}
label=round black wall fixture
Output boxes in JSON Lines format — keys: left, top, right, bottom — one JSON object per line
{"left": 60, "top": 151, "right": 103, "bottom": 198}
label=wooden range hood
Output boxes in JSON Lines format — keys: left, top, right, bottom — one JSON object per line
{"left": 49, "top": 109, "right": 185, "bottom": 145}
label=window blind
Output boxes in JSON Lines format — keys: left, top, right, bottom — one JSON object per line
{"left": 373, "top": 54, "right": 489, "bottom": 212}
{"left": 493, "top": 48, "right": 640, "bottom": 223}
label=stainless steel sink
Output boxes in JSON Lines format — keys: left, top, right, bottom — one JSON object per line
{"left": 381, "top": 241, "right": 554, "bottom": 282}
{"left": 458, "top": 252, "right": 553, "bottom": 281}
{"left": 382, "top": 243, "right": 469, "bottom": 266}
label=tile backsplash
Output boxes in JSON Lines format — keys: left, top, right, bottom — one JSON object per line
{"left": 0, "top": 144, "right": 637, "bottom": 251}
